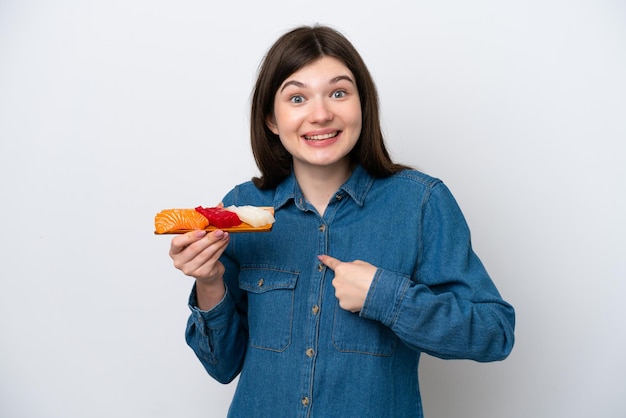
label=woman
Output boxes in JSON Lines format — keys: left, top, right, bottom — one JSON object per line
{"left": 170, "top": 25, "right": 515, "bottom": 417}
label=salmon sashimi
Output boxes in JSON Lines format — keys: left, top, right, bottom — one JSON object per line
{"left": 154, "top": 209, "right": 209, "bottom": 234}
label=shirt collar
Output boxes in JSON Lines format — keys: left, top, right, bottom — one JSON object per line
{"left": 273, "top": 164, "right": 374, "bottom": 210}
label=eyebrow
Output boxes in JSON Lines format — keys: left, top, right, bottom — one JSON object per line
{"left": 279, "top": 75, "right": 355, "bottom": 93}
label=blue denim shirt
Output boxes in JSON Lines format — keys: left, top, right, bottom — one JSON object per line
{"left": 186, "top": 165, "right": 515, "bottom": 418}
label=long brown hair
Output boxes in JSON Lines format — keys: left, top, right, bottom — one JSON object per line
{"left": 250, "top": 25, "right": 410, "bottom": 189}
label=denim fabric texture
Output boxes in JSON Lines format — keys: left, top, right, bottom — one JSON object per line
{"left": 185, "top": 165, "right": 515, "bottom": 418}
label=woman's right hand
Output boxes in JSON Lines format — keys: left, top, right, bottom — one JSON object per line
{"left": 169, "top": 229, "right": 230, "bottom": 309}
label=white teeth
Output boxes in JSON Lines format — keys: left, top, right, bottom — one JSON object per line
{"left": 304, "top": 132, "right": 338, "bottom": 141}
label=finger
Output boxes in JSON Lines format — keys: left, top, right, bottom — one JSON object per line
{"left": 318, "top": 254, "right": 342, "bottom": 271}
{"left": 170, "top": 229, "right": 228, "bottom": 260}
{"left": 170, "top": 230, "right": 207, "bottom": 255}
{"left": 182, "top": 239, "right": 228, "bottom": 276}
{"left": 174, "top": 232, "right": 230, "bottom": 276}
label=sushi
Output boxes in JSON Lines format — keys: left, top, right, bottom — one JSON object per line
{"left": 154, "top": 209, "right": 209, "bottom": 234}
{"left": 154, "top": 206, "right": 275, "bottom": 234}
{"left": 195, "top": 206, "right": 241, "bottom": 228}
{"left": 226, "top": 205, "right": 276, "bottom": 228}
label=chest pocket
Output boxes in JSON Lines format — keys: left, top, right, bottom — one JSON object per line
{"left": 239, "top": 266, "right": 299, "bottom": 352}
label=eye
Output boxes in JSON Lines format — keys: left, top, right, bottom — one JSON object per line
{"left": 332, "top": 90, "right": 347, "bottom": 99}
{"left": 289, "top": 95, "right": 305, "bottom": 104}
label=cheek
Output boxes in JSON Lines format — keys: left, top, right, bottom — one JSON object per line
{"left": 351, "top": 106, "right": 363, "bottom": 133}
{"left": 271, "top": 107, "right": 295, "bottom": 133}
{"left": 350, "top": 99, "right": 362, "bottom": 123}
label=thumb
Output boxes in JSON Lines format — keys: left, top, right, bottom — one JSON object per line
{"left": 318, "top": 254, "right": 342, "bottom": 271}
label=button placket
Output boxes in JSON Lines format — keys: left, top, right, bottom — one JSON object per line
{"left": 299, "top": 216, "right": 327, "bottom": 413}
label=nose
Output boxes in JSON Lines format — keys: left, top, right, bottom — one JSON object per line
{"left": 308, "top": 99, "right": 333, "bottom": 123}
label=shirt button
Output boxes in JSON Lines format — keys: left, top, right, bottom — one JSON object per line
{"left": 318, "top": 224, "right": 325, "bottom": 232}
{"left": 306, "top": 348, "right": 315, "bottom": 357}
{"left": 301, "top": 397, "right": 310, "bottom": 406}
{"left": 317, "top": 263, "right": 324, "bottom": 272}
{"left": 257, "top": 278, "right": 264, "bottom": 288}
{"left": 311, "top": 305, "right": 319, "bottom": 314}
{"left": 335, "top": 194, "right": 343, "bottom": 200}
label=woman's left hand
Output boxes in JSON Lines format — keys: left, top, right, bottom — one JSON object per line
{"left": 318, "top": 255, "right": 377, "bottom": 313}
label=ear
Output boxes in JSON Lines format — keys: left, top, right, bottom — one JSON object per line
{"left": 266, "top": 115, "right": 279, "bottom": 135}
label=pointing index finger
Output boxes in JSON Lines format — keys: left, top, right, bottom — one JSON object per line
{"left": 318, "top": 254, "right": 341, "bottom": 270}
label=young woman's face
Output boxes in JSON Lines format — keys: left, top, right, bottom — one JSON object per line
{"left": 267, "top": 56, "right": 362, "bottom": 173}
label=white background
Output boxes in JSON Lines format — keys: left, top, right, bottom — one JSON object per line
{"left": 1, "top": 1, "right": 625, "bottom": 417}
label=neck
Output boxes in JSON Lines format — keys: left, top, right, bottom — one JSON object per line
{"left": 293, "top": 160, "right": 353, "bottom": 215}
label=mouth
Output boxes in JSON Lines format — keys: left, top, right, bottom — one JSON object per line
{"left": 303, "top": 131, "right": 340, "bottom": 141}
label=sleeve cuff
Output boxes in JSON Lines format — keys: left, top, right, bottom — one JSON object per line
{"left": 188, "top": 283, "right": 233, "bottom": 336}
{"left": 360, "top": 268, "right": 411, "bottom": 327}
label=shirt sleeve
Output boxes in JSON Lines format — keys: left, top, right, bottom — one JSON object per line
{"left": 185, "top": 254, "right": 248, "bottom": 383}
{"left": 360, "top": 181, "right": 515, "bottom": 362}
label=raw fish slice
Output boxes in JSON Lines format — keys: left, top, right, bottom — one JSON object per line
{"left": 195, "top": 206, "right": 241, "bottom": 228}
{"left": 155, "top": 209, "right": 209, "bottom": 234}
{"left": 226, "top": 205, "right": 275, "bottom": 227}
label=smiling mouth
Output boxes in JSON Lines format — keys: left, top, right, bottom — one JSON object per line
{"left": 304, "top": 131, "right": 340, "bottom": 141}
